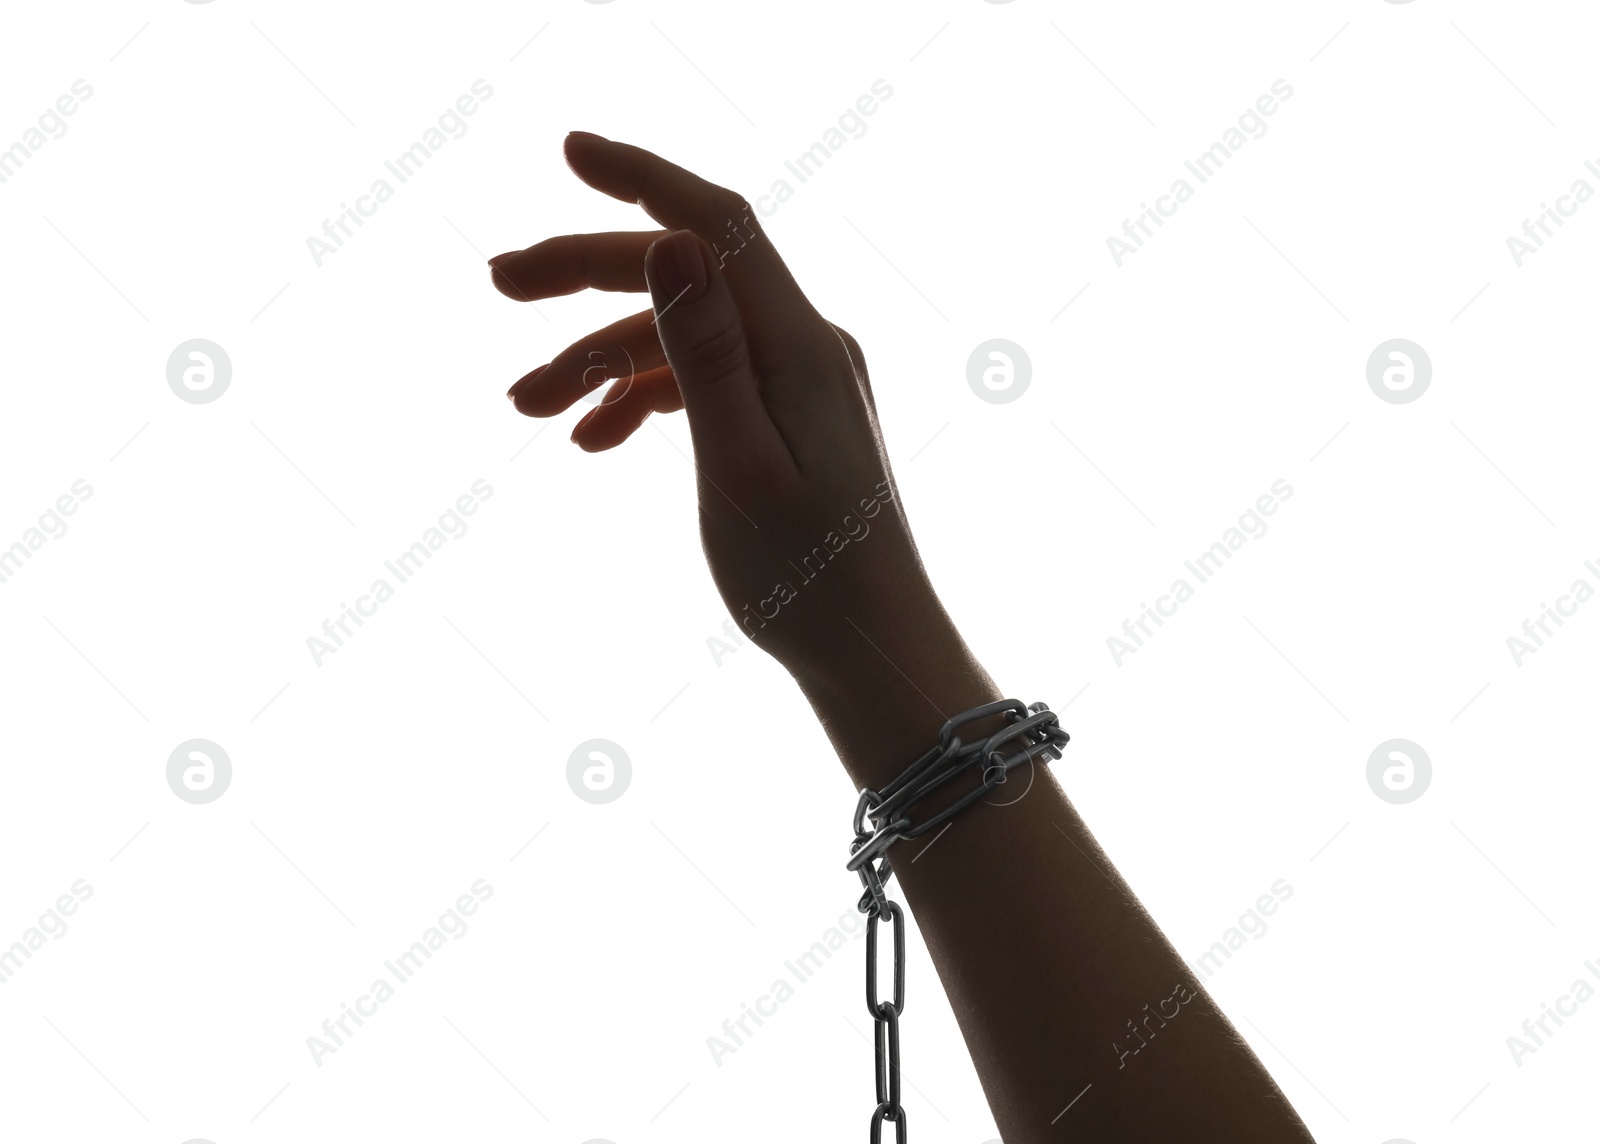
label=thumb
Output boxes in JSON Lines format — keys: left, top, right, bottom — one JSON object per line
{"left": 644, "top": 230, "right": 774, "bottom": 475}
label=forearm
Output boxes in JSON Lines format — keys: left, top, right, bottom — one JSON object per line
{"left": 497, "top": 129, "right": 1316, "bottom": 1142}
{"left": 796, "top": 625, "right": 1316, "bottom": 1143}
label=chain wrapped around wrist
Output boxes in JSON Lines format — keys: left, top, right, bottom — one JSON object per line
{"left": 844, "top": 698, "right": 1071, "bottom": 1143}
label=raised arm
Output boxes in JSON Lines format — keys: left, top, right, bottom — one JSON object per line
{"left": 489, "top": 132, "right": 1316, "bottom": 1143}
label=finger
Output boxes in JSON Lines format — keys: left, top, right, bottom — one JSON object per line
{"left": 488, "top": 230, "right": 664, "bottom": 301}
{"left": 568, "top": 367, "right": 683, "bottom": 452}
{"left": 645, "top": 229, "right": 791, "bottom": 483}
{"left": 563, "top": 133, "right": 825, "bottom": 372}
{"left": 507, "top": 308, "right": 665, "bottom": 417}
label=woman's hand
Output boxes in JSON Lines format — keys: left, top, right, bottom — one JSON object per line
{"left": 488, "top": 133, "right": 1320, "bottom": 1144}
{"left": 488, "top": 133, "right": 977, "bottom": 720}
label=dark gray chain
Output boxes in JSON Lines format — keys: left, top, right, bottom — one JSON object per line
{"left": 845, "top": 699, "right": 1071, "bottom": 1142}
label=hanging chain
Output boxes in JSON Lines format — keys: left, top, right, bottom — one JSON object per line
{"left": 866, "top": 898, "right": 906, "bottom": 1142}
{"left": 845, "top": 699, "right": 1071, "bottom": 1143}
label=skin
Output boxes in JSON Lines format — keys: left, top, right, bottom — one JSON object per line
{"left": 489, "top": 131, "right": 1318, "bottom": 1143}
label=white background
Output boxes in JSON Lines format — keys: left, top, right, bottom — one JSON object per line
{"left": 1, "top": 1, "right": 1597, "bottom": 1141}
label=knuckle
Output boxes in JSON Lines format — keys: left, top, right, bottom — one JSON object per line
{"left": 826, "top": 323, "right": 873, "bottom": 398}
{"left": 708, "top": 186, "right": 752, "bottom": 223}
{"left": 702, "top": 188, "right": 763, "bottom": 251}
{"left": 831, "top": 324, "right": 864, "bottom": 368}
{"left": 678, "top": 319, "right": 750, "bottom": 382}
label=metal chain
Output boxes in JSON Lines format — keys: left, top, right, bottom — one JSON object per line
{"left": 846, "top": 699, "right": 1070, "bottom": 1142}
{"left": 866, "top": 899, "right": 905, "bottom": 1142}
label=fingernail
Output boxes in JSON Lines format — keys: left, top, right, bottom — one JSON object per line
{"left": 571, "top": 406, "right": 601, "bottom": 441}
{"left": 507, "top": 364, "right": 547, "bottom": 406}
{"left": 488, "top": 251, "right": 514, "bottom": 267}
{"left": 568, "top": 130, "right": 607, "bottom": 142}
{"left": 653, "top": 231, "right": 706, "bottom": 306}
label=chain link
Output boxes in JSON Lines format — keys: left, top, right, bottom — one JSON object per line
{"left": 865, "top": 901, "right": 906, "bottom": 1138}
{"left": 846, "top": 699, "right": 1070, "bottom": 1141}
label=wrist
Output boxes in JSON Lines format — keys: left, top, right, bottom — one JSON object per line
{"left": 792, "top": 617, "right": 1002, "bottom": 793}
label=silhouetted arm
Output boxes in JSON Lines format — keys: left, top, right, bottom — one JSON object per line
{"left": 489, "top": 131, "right": 1316, "bottom": 1143}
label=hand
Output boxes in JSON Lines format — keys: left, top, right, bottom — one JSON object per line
{"left": 487, "top": 136, "right": 1320, "bottom": 1144}
{"left": 488, "top": 133, "right": 973, "bottom": 703}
